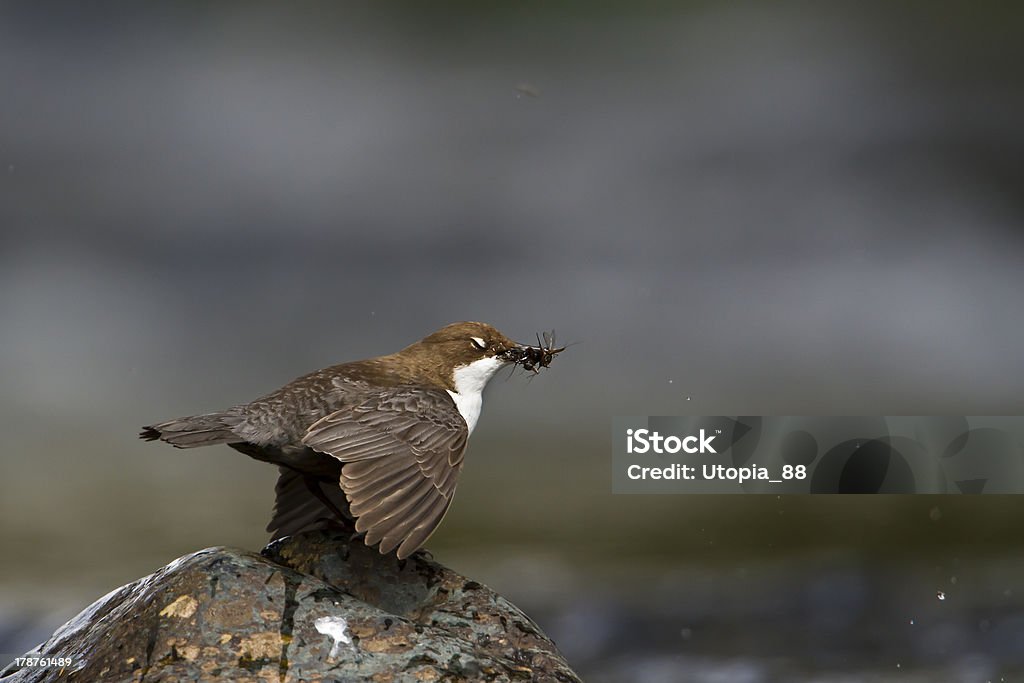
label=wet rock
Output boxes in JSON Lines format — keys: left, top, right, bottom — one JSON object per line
{"left": 1, "top": 531, "right": 581, "bottom": 682}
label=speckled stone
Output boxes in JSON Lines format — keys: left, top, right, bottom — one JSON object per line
{"left": 1, "top": 532, "right": 581, "bottom": 683}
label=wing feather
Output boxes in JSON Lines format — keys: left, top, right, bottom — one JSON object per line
{"left": 355, "top": 476, "right": 435, "bottom": 531}
{"left": 266, "top": 466, "right": 348, "bottom": 540}
{"left": 302, "top": 387, "right": 469, "bottom": 559}
{"left": 345, "top": 466, "right": 421, "bottom": 499}
{"left": 377, "top": 486, "right": 442, "bottom": 554}
{"left": 396, "top": 496, "right": 453, "bottom": 558}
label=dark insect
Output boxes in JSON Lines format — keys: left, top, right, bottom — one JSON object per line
{"left": 518, "top": 330, "right": 565, "bottom": 373}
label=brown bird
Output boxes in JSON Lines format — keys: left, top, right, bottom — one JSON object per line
{"left": 141, "top": 322, "right": 562, "bottom": 559}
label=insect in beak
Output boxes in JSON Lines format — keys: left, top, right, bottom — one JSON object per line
{"left": 503, "top": 330, "right": 565, "bottom": 373}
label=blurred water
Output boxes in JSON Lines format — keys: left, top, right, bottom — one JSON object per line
{"left": 2, "top": 2, "right": 1023, "bottom": 680}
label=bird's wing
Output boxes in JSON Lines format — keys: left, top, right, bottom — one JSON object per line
{"left": 266, "top": 466, "right": 349, "bottom": 541}
{"left": 302, "top": 387, "right": 469, "bottom": 559}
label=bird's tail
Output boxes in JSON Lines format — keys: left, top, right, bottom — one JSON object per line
{"left": 140, "top": 412, "right": 239, "bottom": 448}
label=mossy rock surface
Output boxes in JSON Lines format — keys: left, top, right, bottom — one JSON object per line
{"left": 1, "top": 532, "right": 580, "bottom": 683}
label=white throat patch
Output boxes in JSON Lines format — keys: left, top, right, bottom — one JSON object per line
{"left": 447, "top": 355, "right": 506, "bottom": 435}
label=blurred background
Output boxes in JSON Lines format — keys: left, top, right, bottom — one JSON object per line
{"left": 2, "top": 2, "right": 1024, "bottom": 681}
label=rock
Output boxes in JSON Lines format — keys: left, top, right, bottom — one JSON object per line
{"left": 1, "top": 532, "right": 581, "bottom": 682}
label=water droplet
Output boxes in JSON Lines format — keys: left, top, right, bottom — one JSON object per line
{"left": 668, "top": 379, "right": 673, "bottom": 384}
{"left": 950, "top": 576, "right": 958, "bottom": 585}
{"left": 686, "top": 396, "right": 691, "bottom": 401}
{"left": 909, "top": 619, "right": 915, "bottom": 625}
{"left": 937, "top": 591, "right": 946, "bottom": 601}
{"left": 680, "top": 628, "right": 692, "bottom": 640}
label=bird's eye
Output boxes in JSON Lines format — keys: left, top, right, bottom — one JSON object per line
{"left": 470, "top": 337, "right": 487, "bottom": 351}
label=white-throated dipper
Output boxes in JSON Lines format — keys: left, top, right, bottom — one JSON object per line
{"left": 141, "top": 322, "right": 562, "bottom": 559}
